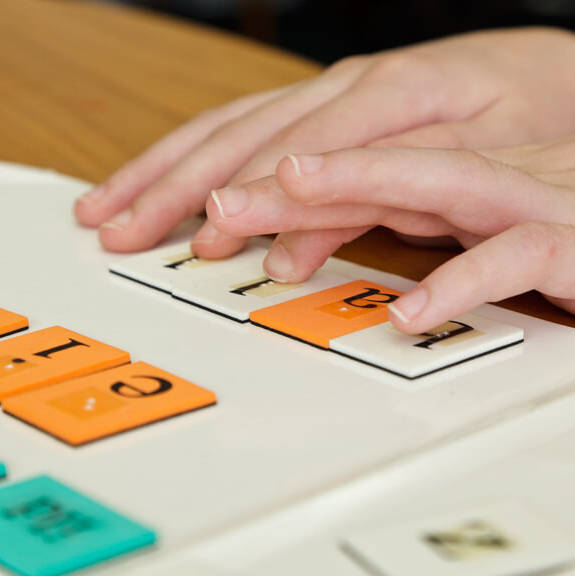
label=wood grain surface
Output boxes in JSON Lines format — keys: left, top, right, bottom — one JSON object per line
{"left": 2, "top": 0, "right": 573, "bottom": 328}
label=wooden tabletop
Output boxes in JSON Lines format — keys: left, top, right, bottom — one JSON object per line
{"left": 2, "top": 0, "right": 573, "bottom": 328}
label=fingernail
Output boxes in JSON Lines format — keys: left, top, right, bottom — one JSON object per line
{"left": 101, "top": 208, "right": 132, "bottom": 231}
{"left": 211, "top": 187, "right": 248, "bottom": 219}
{"left": 388, "top": 287, "right": 428, "bottom": 324}
{"left": 287, "top": 154, "right": 302, "bottom": 177}
{"left": 289, "top": 153, "right": 323, "bottom": 175}
{"left": 78, "top": 184, "right": 107, "bottom": 203}
{"left": 192, "top": 220, "right": 220, "bottom": 245}
{"left": 265, "top": 243, "right": 293, "bottom": 282}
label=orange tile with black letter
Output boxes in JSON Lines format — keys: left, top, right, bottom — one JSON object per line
{"left": 3, "top": 361, "right": 217, "bottom": 445}
{"left": 0, "top": 308, "right": 28, "bottom": 338}
{"left": 0, "top": 327, "right": 130, "bottom": 401}
{"left": 250, "top": 280, "right": 403, "bottom": 348}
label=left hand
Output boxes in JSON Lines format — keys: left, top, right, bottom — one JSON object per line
{"left": 204, "top": 139, "right": 575, "bottom": 333}
{"left": 75, "top": 28, "right": 575, "bottom": 261}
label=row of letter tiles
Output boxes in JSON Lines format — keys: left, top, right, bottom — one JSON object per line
{"left": 111, "top": 244, "right": 524, "bottom": 379}
{"left": 0, "top": 475, "right": 156, "bottom": 576}
{"left": 0, "top": 326, "right": 130, "bottom": 402}
{"left": 110, "top": 241, "right": 270, "bottom": 295}
{"left": 3, "top": 361, "right": 217, "bottom": 445}
{"left": 251, "top": 280, "right": 524, "bottom": 378}
{"left": 110, "top": 242, "right": 351, "bottom": 322}
{"left": 0, "top": 308, "right": 29, "bottom": 338}
{"left": 250, "top": 280, "right": 403, "bottom": 348}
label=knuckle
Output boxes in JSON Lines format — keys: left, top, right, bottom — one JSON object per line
{"left": 515, "top": 221, "right": 558, "bottom": 259}
{"left": 452, "top": 149, "right": 499, "bottom": 189}
{"left": 326, "top": 54, "right": 368, "bottom": 76}
{"left": 360, "top": 52, "right": 434, "bottom": 87}
{"left": 511, "top": 222, "right": 574, "bottom": 294}
{"left": 462, "top": 248, "right": 489, "bottom": 283}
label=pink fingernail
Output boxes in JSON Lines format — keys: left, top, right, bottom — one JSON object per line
{"left": 192, "top": 220, "right": 220, "bottom": 245}
{"left": 211, "top": 186, "right": 248, "bottom": 219}
{"left": 388, "top": 287, "right": 428, "bottom": 323}
{"left": 78, "top": 184, "right": 107, "bottom": 203}
{"left": 265, "top": 243, "right": 293, "bottom": 282}
{"left": 290, "top": 153, "right": 323, "bottom": 175}
{"left": 101, "top": 209, "right": 132, "bottom": 231}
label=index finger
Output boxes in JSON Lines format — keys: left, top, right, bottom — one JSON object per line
{"left": 388, "top": 222, "right": 575, "bottom": 333}
{"left": 277, "top": 148, "right": 575, "bottom": 236}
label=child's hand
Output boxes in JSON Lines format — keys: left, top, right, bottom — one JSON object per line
{"left": 204, "top": 139, "right": 575, "bottom": 333}
{"left": 75, "top": 28, "right": 575, "bottom": 259}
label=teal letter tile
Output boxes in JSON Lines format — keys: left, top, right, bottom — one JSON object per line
{"left": 0, "top": 475, "right": 156, "bottom": 576}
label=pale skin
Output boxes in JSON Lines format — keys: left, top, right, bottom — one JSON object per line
{"left": 75, "top": 27, "right": 575, "bottom": 333}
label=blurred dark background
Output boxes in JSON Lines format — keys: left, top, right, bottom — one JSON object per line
{"left": 101, "top": 0, "right": 575, "bottom": 63}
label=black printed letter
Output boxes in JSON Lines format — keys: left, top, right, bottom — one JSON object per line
{"left": 111, "top": 375, "right": 172, "bottom": 398}
{"left": 343, "top": 288, "right": 398, "bottom": 309}
{"left": 34, "top": 339, "right": 89, "bottom": 359}
{"left": 414, "top": 321, "right": 474, "bottom": 350}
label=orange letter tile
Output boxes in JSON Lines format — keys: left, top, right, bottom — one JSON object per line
{"left": 0, "top": 309, "right": 28, "bottom": 338}
{"left": 250, "top": 280, "right": 403, "bottom": 348}
{"left": 0, "top": 326, "right": 130, "bottom": 401}
{"left": 3, "top": 362, "right": 217, "bottom": 445}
